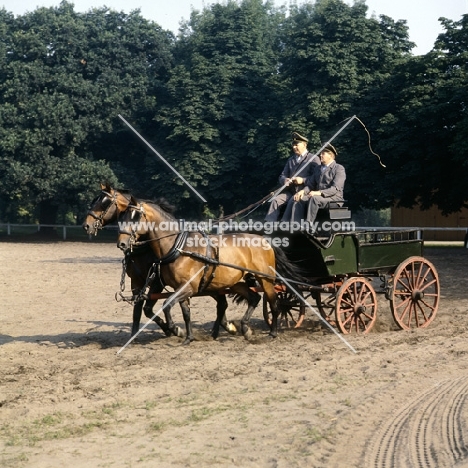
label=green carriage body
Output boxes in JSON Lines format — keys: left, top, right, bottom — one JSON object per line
{"left": 282, "top": 229, "right": 423, "bottom": 279}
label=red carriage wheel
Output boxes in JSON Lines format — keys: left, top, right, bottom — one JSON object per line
{"left": 390, "top": 256, "right": 439, "bottom": 330}
{"left": 335, "top": 277, "right": 377, "bottom": 334}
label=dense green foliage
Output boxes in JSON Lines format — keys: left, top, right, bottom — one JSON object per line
{"left": 0, "top": 2, "right": 173, "bottom": 222}
{"left": 0, "top": 0, "right": 466, "bottom": 223}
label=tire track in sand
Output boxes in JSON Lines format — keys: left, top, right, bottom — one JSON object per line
{"left": 365, "top": 375, "right": 468, "bottom": 467}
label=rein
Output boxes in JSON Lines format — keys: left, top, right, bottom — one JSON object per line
{"left": 214, "top": 192, "right": 273, "bottom": 222}
{"left": 177, "top": 248, "right": 309, "bottom": 287}
{"left": 120, "top": 231, "right": 180, "bottom": 249}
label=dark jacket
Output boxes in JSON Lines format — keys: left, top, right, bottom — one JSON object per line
{"left": 278, "top": 152, "right": 320, "bottom": 193}
{"left": 304, "top": 160, "right": 346, "bottom": 200}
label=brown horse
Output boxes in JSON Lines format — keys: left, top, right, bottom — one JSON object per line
{"left": 82, "top": 184, "right": 182, "bottom": 338}
{"left": 117, "top": 197, "right": 300, "bottom": 344}
{"left": 83, "top": 184, "right": 236, "bottom": 340}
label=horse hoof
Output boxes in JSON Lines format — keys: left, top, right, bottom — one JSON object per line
{"left": 182, "top": 337, "right": 194, "bottom": 345}
{"left": 243, "top": 328, "right": 253, "bottom": 341}
{"left": 174, "top": 326, "right": 186, "bottom": 338}
{"left": 226, "top": 322, "right": 237, "bottom": 335}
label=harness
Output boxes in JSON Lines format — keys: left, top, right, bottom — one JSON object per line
{"left": 120, "top": 230, "right": 222, "bottom": 302}
{"left": 196, "top": 231, "right": 219, "bottom": 293}
{"left": 149, "top": 231, "right": 220, "bottom": 294}
{"left": 86, "top": 190, "right": 118, "bottom": 233}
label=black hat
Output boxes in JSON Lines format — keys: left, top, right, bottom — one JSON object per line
{"left": 322, "top": 143, "right": 338, "bottom": 157}
{"left": 292, "top": 132, "right": 308, "bottom": 144}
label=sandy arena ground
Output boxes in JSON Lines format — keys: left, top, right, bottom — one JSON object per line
{"left": 1, "top": 240, "right": 468, "bottom": 467}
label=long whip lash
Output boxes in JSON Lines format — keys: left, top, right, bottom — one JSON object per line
{"left": 353, "top": 116, "right": 386, "bottom": 168}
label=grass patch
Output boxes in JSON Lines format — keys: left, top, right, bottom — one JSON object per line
{"left": 148, "top": 421, "right": 166, "bottom": 432}
{"left": 303, "top": 426, "right": 334, "bottom": 444}
{"left": 0, "top": 452, "right": 29, "bottom": 468}
{"left": 0, "top": 402, "right": 132, "bottom": 447}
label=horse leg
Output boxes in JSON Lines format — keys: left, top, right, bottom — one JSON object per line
{"left": 230, "top": 282, "right": 261, "bottom": 340}
{"left": 177, "top": 299, "right": 193, "bottom": 345}
{"left": 142, "top": 299, "right": 172, "bottom": 337}
{"left": 162, "top": 297, "right": 188, "bottom": 340}
{"left": 260, "top": 281, "right": 279, "bottom": 338}
{"left": 161, "top": 286, "right": 196, "bottom": 345}
{"left": 131, "top": 300, "right": 143, "bottom": 337}
{"left": 218, "top": 297, "right": 237, "bottom": 335}
{"left": 211, "top": 293, "right": 237, "bottom": 340}
{"left": 144, "top": 282, "right": 185, "bottom": 337}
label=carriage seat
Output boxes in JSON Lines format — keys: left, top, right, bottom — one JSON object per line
{"left": 310, "top": 201, "right": 352, "bottom": 239}
{"left": 320, "top": 201, "right": 351, "bottom": 220}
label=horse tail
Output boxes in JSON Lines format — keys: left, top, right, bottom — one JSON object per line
{"left": 272, "top": 246, "right": 307, "bottom": 285}
{"left": 230, "top": 293, "right": 247, "bottom": 305}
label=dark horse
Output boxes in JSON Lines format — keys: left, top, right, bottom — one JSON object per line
{"left": 117, "top": 196, "right": 301, "bottom": 344}
{"left": 82, "top": 183, "right": 184, "bottom": 338}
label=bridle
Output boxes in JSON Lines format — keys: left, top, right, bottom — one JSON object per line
{"left": 86, "top": 190, "right": 119, "bottom": 233}
{"left": 117, "top": 203, "right": 145, "bottom": 250}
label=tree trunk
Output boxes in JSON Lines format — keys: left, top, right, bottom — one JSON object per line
{"left": 38, "top": 200, "right": 59, "bottom": 238}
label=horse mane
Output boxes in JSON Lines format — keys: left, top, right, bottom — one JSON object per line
{"left": 101, "top": 182, "right": 131, "bottom": 195}
{"left": 152, "top": 198, "right": 176, "bottom": 215}
{"left": 138, "top": 197, "right": 177, "bottom": 220}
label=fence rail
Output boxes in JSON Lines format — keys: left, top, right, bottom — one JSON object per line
{"left": 0, "top": 223, "right": 117, "bottom": 240}
{"left": 0, "top": 223, "right": 467, "bottom": 245}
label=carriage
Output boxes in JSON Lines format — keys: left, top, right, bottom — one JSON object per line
{"left": 267, "top": 226, "right": 439, "bottom": 334}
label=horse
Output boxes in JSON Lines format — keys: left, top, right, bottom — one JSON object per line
{"left": 83, "top": 183, "right": 237, "bottom": 340}
{"left": 117, "top": 196, "right": 302, "bottom": 345}
{"left": 82, "top": 183, "right": 183, "bottom": 338}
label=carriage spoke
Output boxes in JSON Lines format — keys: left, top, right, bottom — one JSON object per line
{"left": 358, "top": 315, "right": 369, "bottom": 332}
{"left": 416, "top": 301, "right": 430, "bottom": 323}
{"left": 418, "top": 278, "right": 437, "bottom": 292}
{"left": 396, "top": 275, "right": 412, "bottom": 294}
{"left": 397, "top": 301, "right": 411, "bottom": 322}
{"left": 341, "top": 311, "right": 355, "bottom": 327}
{"left": 406, "top": 303, "right": 415, "bottom": 328}
{"left": 394, "top": 296, "right": 411, "bottom": 311}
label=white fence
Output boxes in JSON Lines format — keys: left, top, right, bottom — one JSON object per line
{"left": 0, "top": 223, "right": 117, "bottom": 240}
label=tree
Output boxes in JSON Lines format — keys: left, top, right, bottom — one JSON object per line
{"left": 374, "top": 14, "right": 468, "bottom": 214}
{"left": 0, "top": 2, "right": 174, "bottom": 224}
{"left": 153, "top": 0, "right": 285, "bottom": 217}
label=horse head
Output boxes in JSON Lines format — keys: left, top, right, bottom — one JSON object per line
{"left": 117, "top": 197, "right": 179, "bottom": 255}
{"left": 82, "top": 183, "right": 131, "bottom": 235}
{"left": 117, "top": 196, "right": 148, "bottom": 252}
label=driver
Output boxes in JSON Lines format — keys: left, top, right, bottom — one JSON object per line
{"left": 264, "top": 132, "right": 320, "bottom": 222}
